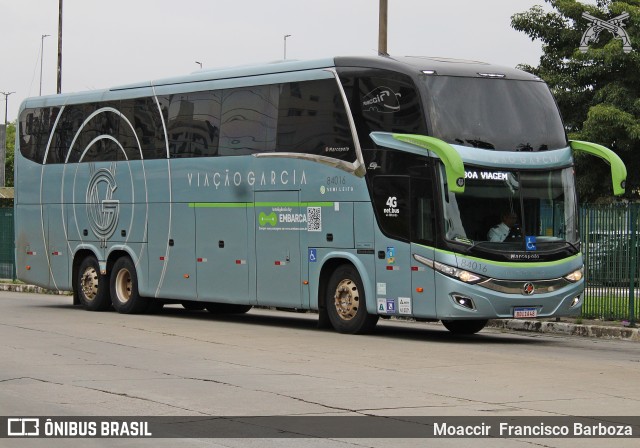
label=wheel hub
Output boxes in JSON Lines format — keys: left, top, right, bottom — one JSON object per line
{"left": 80, "top": 267, "right": 99, "bottom": 300}
{"left": 334, "top": 279, "right": 359, "bottom": 321}
{"left": 115, "top": 269, "right": 132, "bottom": 304}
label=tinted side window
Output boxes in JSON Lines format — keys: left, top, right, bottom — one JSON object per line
{"left": 277, "top": 79, "right": 355, "bottom": 161}
{"left": 120, "top": 97, "right": 167, "bottom": 160}
{"left": 166, "top": 91, "right": 221, "bottom": 158}
{"left": 20, "top": 107, "right": 61, "bottom": 164}
{"left": 47, "top": 105, "right": 82, "bottom": 164}
{"left": 66, "top": 102, "right": 123, "bottom": 163}
{"left": 220, "top": 85, "right": 278, "bottom": 156}
{"left": 339, "top": 69, "right": 425, "bottom": 149}
{"left": 410, "top": 168, "right": 436, "bottom": 245}
{"left": 372, "top": 175, "right": 411, "bottom": 241}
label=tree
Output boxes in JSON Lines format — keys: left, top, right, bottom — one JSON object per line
{"left": 511, "top": 0, "right": 640, "bottom": 202}
{"left": 5, "top": 121, "right": 15, "bottom": 188}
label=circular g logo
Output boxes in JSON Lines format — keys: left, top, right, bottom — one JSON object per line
{"left": 86, "top": 167, "right": 119, "bottom": 240}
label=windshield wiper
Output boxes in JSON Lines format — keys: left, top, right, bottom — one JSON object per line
{"left": 563, "top": 240, "right": 580, "bottom": 254}
{"left": 454, "top": 139, "right": 495, "bottom": 149}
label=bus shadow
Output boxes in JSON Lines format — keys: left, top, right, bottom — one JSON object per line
{"left": 42, "top": 303, "right": 549, "bottom": 345}
{"left": 156, "top": 306, "right": 548, "bottom": 346}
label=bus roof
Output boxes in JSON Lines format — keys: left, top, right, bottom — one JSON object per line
{"left": 110, "top": 55, "right": 538, "bottom": 90}
{"left": 20, "top": 55, "right": 539, "bottom": 111}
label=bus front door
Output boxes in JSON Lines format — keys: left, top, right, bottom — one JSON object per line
{"left": 254, "top": 191, "right": 302, "bottom": 308}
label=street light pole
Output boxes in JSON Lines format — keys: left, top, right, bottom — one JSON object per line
{"left": 195, "top": 61, "right": 202, "bottom": 69}
{"left": 284, "top": 34, "right": 291, "bottom": 60}
{"left": 40, "top": 34, "right": 50, "bottom": 96}
{"left": 1, "top": 91, "right": 14, "bottom": 126}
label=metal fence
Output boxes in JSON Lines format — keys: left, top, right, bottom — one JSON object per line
{"left": 0, "top": 204, "right": 638, "bottom": 321}
{"left": 580, "top": 203, "right": 639, "bottom": 323}
{"left": 0, "top": 207, "right": 15, "bottom": 280}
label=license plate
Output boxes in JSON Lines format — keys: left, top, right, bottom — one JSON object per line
{"left": 514, "top": 307, "right": 537, "bottom": 318}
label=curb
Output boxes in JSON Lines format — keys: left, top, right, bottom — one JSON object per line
{"left": 487, "top": 319, "right": 640, "bottom": 342}
{"left": 0, "top": 283, "right": 70, "bottom": 295}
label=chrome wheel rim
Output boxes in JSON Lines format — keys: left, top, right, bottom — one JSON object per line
{"left": 80, "top": 266, "right": 99, "bottom": 301}
{"left": 115, "top": 269, "right": 132, "bottom": 304}
{"left": 334, "top": 278, "right": 359, "bottom": 321}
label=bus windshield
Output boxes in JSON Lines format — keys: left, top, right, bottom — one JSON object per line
{"left": 441, "top": 167, "right": 578, "bottom": 253}
{"left": 423, "top": 76, "right": 567, "bottom": 151}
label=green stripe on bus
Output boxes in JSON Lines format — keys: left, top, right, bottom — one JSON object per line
{"left": 415, "top": 244, "right": 582, "bottom": 268}
{"left": 189, "top": 202, "right": 251, "bottom": 208}
{"left": 189, "top": 202, "right": 334, "bottom": 208}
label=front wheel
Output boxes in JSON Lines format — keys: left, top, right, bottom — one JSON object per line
{"left": 110, "top": 257, "right": 149, "bottom": 314}
{"left": 441, "top": 319, "right": 488, "bottom": 335}
{"left": 326, "top": 264, "right": 378, "bottom": 334}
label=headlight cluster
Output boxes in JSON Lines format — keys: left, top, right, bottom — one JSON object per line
{"left": 564, "top": 267, "right": 584, "bottom": 283}
{"left": 413, "top": 254, "right": 485, "bottom": 284}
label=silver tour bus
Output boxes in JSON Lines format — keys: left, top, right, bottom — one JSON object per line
{"left": 14, "top": 56, "right": 626, "bottom": 334}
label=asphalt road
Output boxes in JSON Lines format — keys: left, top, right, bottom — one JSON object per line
{"left": 0, "top": 291, "right": 639, "bottom": 448}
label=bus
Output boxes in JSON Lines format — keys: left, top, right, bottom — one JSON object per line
{"left": 14, "top": 56, "right": 627, "bottom": 335}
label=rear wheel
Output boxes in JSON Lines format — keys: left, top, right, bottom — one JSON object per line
{"left": 76, "top": 256, "right": 110, "bottom": 311}
{"left": 441, "top": 319, "right": 488, "bottom": 335}
{"left": 110, "top": 257, "right": 149, "bottom": 314}
{"left": 326, "top": 264, "right": 378, "bottom": 334}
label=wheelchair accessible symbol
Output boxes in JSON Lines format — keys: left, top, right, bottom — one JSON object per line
{"left": 526, "top": 236, "right": 537, "bottom": 251}
{"left": 308, "top": 248, "right": 317, "bottom": 262}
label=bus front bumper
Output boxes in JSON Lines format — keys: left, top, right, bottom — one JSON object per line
{"left": 433, "top": 274, "right": 584, "bottom": 320}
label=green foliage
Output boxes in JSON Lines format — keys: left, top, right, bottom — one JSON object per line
{"left": 512, "top": 0, "right": 640, "bottom": 202}
{"left": 5, "top": 121, "right": 15, "bottom": 187}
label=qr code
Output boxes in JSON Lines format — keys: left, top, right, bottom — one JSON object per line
{"left": 307, "top": 207, "right": 322, "bottom": 232}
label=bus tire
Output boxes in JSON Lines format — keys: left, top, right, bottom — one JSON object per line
{"left": 205, "top": 303, "right": 252, "bottom": 314}
{"left": 76, "top": 256, "right": 111, "bottom": 311}
{"left": 326, "top": 264, "right": 378, "bottom": 334}
{"left": 110, "top": 257, "right": 148, "bottom": 314}
{"left": 441, "top": 319, "right": 488, "bottom": 335}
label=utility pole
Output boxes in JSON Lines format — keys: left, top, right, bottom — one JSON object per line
{"left": 284, "top": 34, "right": 291, "bottom": 60}
{"left": 40, "top": 34, "right": 50, "bottom": 96}
{"left": 0, "top": 91, "right": 14, "bottom": 187}
{"left": 57, "top": 0, "right": 63, "bottom": 94}
{"left": 378, "top": 0, "right": 388, "bottom": 55}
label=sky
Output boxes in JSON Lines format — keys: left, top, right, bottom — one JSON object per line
{"left": 0, "top": 0, "right": 562, "bottom": 123}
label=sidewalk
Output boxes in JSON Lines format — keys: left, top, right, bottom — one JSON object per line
{"left": 2, "top": 282, "right": 638, "bottom": 341}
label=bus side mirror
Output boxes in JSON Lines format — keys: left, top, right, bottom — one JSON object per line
{"left": 570, "top": 140, "right": 627, "bottom": 196}
{"left": 369, "top": 132, "right": 465, "bottom": 193}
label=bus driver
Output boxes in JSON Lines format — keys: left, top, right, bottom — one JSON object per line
{"left": 487, "top": 210, "right": 518, "bottom": 242}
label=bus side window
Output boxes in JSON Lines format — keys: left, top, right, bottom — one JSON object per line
{"left": 372, "top": 175, "right": 411, "bottom": 241}
{"left": 411, "top": 176, "right": 435, "bottom": 245}
{"left": 277, "top": 80, "right": 355, "bottom": 162}
{"left": 220, "top": 85, "right": 278, "bottom": 156}
{"left": 20, "top": 107, "right": 59, "bottom": 164}
{"left": 339, "top": 69, "right": 426, "bottom": 149}
{"left": 19, "top": 110, "right": 37, "bottom": 163}
{"left": 133, "top": 97, "right": 168, "bottom": 160}
{"left": 167, "top": 91, "right": 222, "bottom": 159}
{"left": 74, "top": 102, "right": 122, "bottom": 163}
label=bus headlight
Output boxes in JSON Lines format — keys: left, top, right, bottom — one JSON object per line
{"left": 413, "top": 254, "right": 485, "bottom": 284}
{"left": 564, "top": 267, "right": 584, "bottom": 283}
